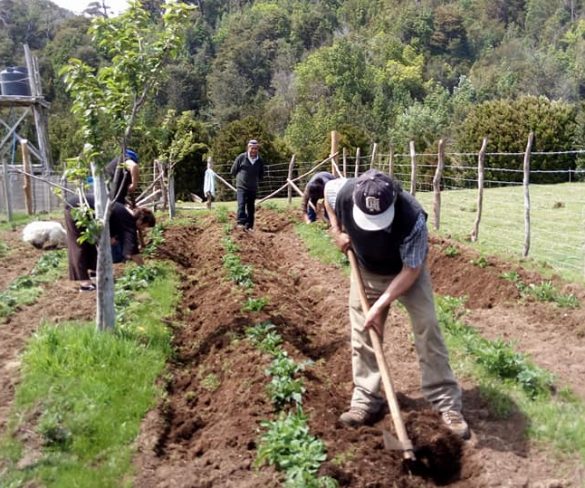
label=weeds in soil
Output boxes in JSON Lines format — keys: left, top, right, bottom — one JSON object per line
{"left": 143, "top": 222, "right": 165, "bottom": 257}
{"left": 501, "top": 272, "right": 579, "bottom": 308}
{"left": 214, "top": 206, "right": 230, "bottom": 224}
{"left": 0, "top": 240, "right": 8, "bottom": 258}
{"left": 444, "top": 245, "right": 459, "bottom": 257}
{"left": 438, "top": 296, "right": 585, "bottom": 462}
{"left": 0, "top": 249, "right": 66, "bottom": 321}
{"left": 201, "top": 373, "right": 221, "bottom": 392}
{"left": 242, "top": 296, "right": 268, "bottom": 312}
{"left": 470, "top": 255, "right": 489, "bottom": 268}
{"left": 438, "top": 296, "right": 553, "bottom": 398}
{"left": 0, "top": 262, "right": 180, "bottom": 487}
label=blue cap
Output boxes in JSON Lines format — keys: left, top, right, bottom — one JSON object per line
{"left": 125, "top": 149, "right": 139, "bottom": 163}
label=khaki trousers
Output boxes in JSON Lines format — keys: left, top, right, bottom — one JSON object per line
{"left": 349, "top": 265, "right": 462, "bottom": 413}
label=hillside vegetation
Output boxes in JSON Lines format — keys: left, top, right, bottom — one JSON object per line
{"left": 2, "top": 0, "right": 585, "bottom": 195}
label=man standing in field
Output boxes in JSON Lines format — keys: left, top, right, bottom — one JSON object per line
{"left": 327, "top": 169, "right": 470, "bottom": 439}
{"left": 231, "top": 139, "right": 265, "bottom": 231}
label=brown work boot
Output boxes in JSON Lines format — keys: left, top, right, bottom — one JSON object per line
{"left": 441, "top": 410, "right": 470, "bottom": 440}
{"left": 339, "top": 407, "right": 381, "bottom": 427}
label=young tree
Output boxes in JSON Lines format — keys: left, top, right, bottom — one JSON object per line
{"left": 60, "top": 0, "right": 194, "bottom": 330}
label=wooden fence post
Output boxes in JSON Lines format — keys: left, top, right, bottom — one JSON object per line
{"left": 354, "top": 147, "right": 361, "bottom": 177}
{"left": 409, "top": 141, "right": 416, "bottom": 196}
{"left": 342, "top": 147, "right": 347, "bottom": 177}
{"left": 370, "top": 142, "right": 378, "bottom": 169}
{"left": 387, "top": 144, "right": 394, "bottom": 177}
{"left": 432, "top": 139, "right": 445, "bottom": 230}
{"left": 330, "top": 130, "right": 339, "bottom": 175}
{"left": 523, "top": 132, "right": 534, "bottom": 258}
{"left": 20, "top": 139, "right": 33, "bottom": 215}
{"left": 471, "top": 137, "right": 488, "bottom": 242}
{"left": 2, "top": 157, "right": 13, "bottom": 222}
{"left": 287, "top": 154, "right": 296, "bottom": 205}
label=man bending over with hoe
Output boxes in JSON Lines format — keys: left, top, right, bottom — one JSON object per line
{"left": 325, "top": 169, "right": 470, "bottom": 439}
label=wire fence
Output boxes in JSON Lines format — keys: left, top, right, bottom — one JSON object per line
{"left": 2, "top": 143, "right": 585, "bottom": 280}
{"left": 209, "top": 148, "right": 585, "bottom": 280}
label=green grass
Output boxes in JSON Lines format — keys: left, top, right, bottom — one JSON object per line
{"left": 294, "top": 222, "right": 348, "bottom": 271}
{"left": 438, "top": 297, "right": 585, "bottom": 462}
{"left": 415, "top": 182, "right": 585, "bottom": 282}
{"left": 0, "top": 261, "right": 180, "bottom": 487}
{"left": 0, "top": 250, "right": 67, "bottom": 321}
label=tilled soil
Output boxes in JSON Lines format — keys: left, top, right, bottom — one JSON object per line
{"left": 132, "top": 209, "right": 585, "bottom": 487}
{"left": 2, "top": 208, "right": 585, "bottom": 486}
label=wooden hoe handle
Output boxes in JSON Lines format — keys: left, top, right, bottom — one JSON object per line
{"left": 347, "top": 250, "right": 415, "bottom": 460}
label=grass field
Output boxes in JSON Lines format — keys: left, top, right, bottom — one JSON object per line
{"left": 415, "top": 182, "right": 585, "bottom": 282}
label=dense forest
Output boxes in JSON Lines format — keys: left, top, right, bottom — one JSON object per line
{"left": 1, "top": 0, "right": 585, "bottom": 195}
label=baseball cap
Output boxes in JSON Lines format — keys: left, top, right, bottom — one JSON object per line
{"left": 125, "top": 149, "right": 139, "bottom": 163}
{"left": 352, "top": 169, "right": 397, "bottom": 231}
{"left": 247, "top": 139, "right": 259, "bottom": 146}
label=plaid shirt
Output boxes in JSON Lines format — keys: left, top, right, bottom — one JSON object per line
{"left": 399, "top": 213, "right": 428, "bottom": 268}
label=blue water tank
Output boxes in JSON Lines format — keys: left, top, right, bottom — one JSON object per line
{"left": 0, "top": 67, "right": 31, "bottom": 96}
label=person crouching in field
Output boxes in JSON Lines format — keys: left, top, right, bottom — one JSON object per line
{"left": 64, "top": 194, "right": 155, "bottom": 292}
{"left": 302, "top": 171, "right": 335, "bottom": 223}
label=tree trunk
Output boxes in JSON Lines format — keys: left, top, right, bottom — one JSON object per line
{"left": 92, "top": 164, "right": 116, "bottom": 331}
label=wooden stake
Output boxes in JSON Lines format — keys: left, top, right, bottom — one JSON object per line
{"left": 432, "top": 139, "right": 445, "bottom": 231}
{"left": 409, "top": 141, "right": 416, "bottom": 196}
{"left": 471, "top": 137, "right": 488, "bottom": 242}
{"left": 331, "top": 130, "right": 339, "bottom": 175}
{"left": 20, "top": 139, "right": 33, "bottom": 214}
{"left": 370, "top": 142, "right": 378, "bottom": 169}
{"left": 287, "top": 154, "right": 296, "bottom": 205}
{"left": 388, "top": 144, "right": 394, "bottom": 177}
{"left": 523, "top": 132, "right": 534, "bottom": 258}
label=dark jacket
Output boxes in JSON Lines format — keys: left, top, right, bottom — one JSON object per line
{"left": 231, "top": 152, "right": 265, "bottom": 192}
{"left": 106, "top": 157, "right": 136, "bottom": 204}
{"left": 302, "top": 171, "right": 335, "bottom": 212}
{"left": 336, "top": 179, "right": 425, "bottom": 275}
{"left": 67, "top": 194, "right": 140, "bottom": 258}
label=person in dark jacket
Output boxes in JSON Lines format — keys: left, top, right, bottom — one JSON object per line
{"left": 328, "top": 169, "right": 470, "bottom": 439}
{"left": 230, "top": 139, "right": 265, "bottom": 231}
{"left": 64, "top": 194, "right": 155, "bottom": 292}
{"left": 302, "top": 171, "right": 335, "bottom": 223}
{"left": 105, "top": 149, "right": 140, "bottom": 205}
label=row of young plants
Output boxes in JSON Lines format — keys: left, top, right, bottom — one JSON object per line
{"left": 0, "top": 250, "right": 66, "bottom": 321}
{"left": 246, "top": 323, "right": 336, "bottom": 488}
{"left": 0, "top": 224, "right": 181, "bottom": 487}
{"left": 297, "top": 224, "right": 585, "bottom": 464}
{"left": 213, "top": 208, "right": 335, "bottom": 486}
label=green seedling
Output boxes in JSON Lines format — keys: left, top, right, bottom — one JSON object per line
{"left": 444, "top": 245, "right": 459, "bottom": 257}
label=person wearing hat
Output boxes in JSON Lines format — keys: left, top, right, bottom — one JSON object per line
{"left": 302, "top": 171, "right": 335, "bottom": 223}
{"left": 230, "top": 139, "right": 265, "bottom": 231}
{"left": 328, "top": 169, "right": 469, "bottom": 439}
{"left": 106, "top": 149, "right": 140, "bottom": 205}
